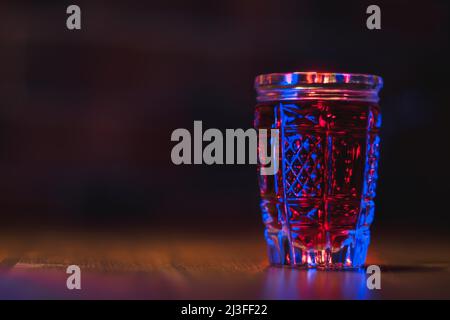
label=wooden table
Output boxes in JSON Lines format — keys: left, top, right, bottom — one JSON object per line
{"left": 1, "top": 228, "right": 449, "bottom": 299}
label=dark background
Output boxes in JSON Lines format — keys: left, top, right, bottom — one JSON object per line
{"left": 0, "top": 0, "right": 449, "bottom": 235}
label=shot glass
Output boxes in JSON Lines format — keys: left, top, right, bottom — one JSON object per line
{"left": 254, "top": 72, "right": 382, "bottom": 269}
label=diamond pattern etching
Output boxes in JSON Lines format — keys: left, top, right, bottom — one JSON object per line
{"left": 282, "top": 104, "right": 320, "bottom": 127}
{"left": 283, "top": 133, "right": 324, "bottom": 198}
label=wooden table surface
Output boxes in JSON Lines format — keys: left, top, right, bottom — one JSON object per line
{"left": 1, "top": 228, "right": 449, "bottom": 299}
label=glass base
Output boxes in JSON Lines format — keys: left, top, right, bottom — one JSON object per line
{"left": 265, "top": 229, "right": 370, "bottom": 270}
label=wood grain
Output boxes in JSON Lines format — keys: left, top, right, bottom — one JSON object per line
{"left": 1, "top": 229, "right": 449, "bottom": 299}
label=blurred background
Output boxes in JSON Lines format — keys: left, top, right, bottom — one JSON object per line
{"left": 0, "top": 0, "right": 449, "bottom": 237}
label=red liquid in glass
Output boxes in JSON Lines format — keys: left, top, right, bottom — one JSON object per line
{"left": 255, "top": 100, "right": 380, "bottom": 268}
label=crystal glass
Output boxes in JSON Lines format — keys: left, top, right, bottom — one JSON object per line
{"left": 254, "top": 72, "right": 382, "bottom": 269}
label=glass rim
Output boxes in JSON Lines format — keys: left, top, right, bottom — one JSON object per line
{"left": 255, "top": 71, "right": 383, "bottom": 89}
{"left": 255, "top": 71, "right": 383, "bottom": 102}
